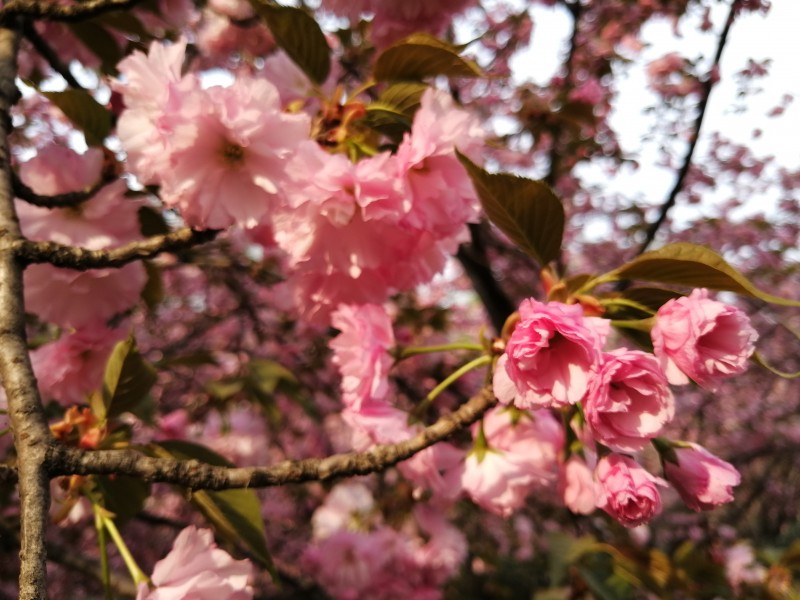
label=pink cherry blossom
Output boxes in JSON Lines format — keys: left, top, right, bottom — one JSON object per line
{"left": 594, "top": 454, "right": 667, "bottom": 528}
{"left": 662, "top": 442, "right": 741, "bottom": 512}
{"left": 651, "top": 288, "right": 758, "bottom": 390}
{"left": 16, "top": 146, "right": 147, "bottom": 328}
{"left": 137, "top": 526, "right": 253, "bottom": 600}
{"left": 330, "top": 304, "right": 395, "bottom": 411}
{"left": 584, "top": 348, "right": 675, "bottom": 452}
{"left": 493, "top": 299, "right": 607, "bottom": 409}
{"left": 30, "top": 324, "right": 128, "bottom": 406}
{"left": 312, "top": 482, "right": 376, "bottom": 540}
{"left": 559, "top": 454, "right": 598, "bottom": 515}
{"left": 457, "top": 407, "right": 563, "bottom": 516}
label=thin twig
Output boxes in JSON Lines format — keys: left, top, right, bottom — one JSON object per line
{"left": 14, "top": 228, "right": 220, "bottom": 269}
{"left": 47, "top": 387, "right": 497, "bottom": 490}
{"left": 12, "top": 170, "right": 109, "bottom": 208}
{"left": 20, "top": 20, "right": 82, "bottom": 88}
{"left": 1, "top": 0, "right": 143, "bottom": 23}
{"left": 635, "top": 0, "right": 739, "bottom": 256}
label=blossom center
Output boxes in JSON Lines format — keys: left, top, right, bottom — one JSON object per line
{"left": 219, "top": 140, "right": 246, "bottom": 168}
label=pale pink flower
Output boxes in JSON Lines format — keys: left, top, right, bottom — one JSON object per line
{"left": 312, "top": 482, "right": 376, "bottom": 540}
{"left": 137, "top": 526, "right": 253, "bottom": 600}
{"left": 30, "top": 324, "right": 127, "bottom": 406}
{"left": 594, "top": 454, "right": 667, "bottom": 528}
{"left": 457, "top": 407, "right": 563, "bottom": 516}
{"left": 584, "top": 349, "right": 674, "bottom": 452}
{"left": 723, "top": 543, "right": 766, "bottom": 592}
{"left": 559, "top": 454, "right": 597, "bottom": 515}
{"left": 159, "top": 77, "right": 310, "bottom": 229}
{"left": 651, "top": 288, "right": 758, "bottom": 390}
{"left": 493, "top": 299, "right": 606, "bottom": 409}
{"left": 330, "top": 304, "right": 395, "bottom": 411}
{"left": 662, "top": 442, "right": 741, "bottom": 512}
{"left": 16, "top": 146, "right": 147, "bottom": 328}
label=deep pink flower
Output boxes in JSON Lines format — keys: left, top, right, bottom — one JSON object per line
{"left": 594, "top": 454, "right": 666, "bottom": 528}
{"left": 137, "top": 526, "right": 253, "bottom": 599}
{"left": 662, "top": 442, "right": 741, "bottom": 512}
{"left": 457, "top": 407, "right": 563, "bottom": 516}
{"left": 651, "top": 288, "right": 758, "bottom": 390}
{"left": 330, "top": 304, "right": 395, "bottom": 411}
{"left": 493, "top": 299, "right": 607, "bottom": 409}
{"left": 584, "top": 349, "right": 675, "bottom": 452}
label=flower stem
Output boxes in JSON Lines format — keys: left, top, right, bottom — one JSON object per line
{"left": 418, "top": 355, "right": 492, "bottom": 415}
{"left": 609, "top": 317, "right": 654, "bottom": 332}
{"left": 93, "top": 504, "right": 112, "bottom": 600}
{"left": 395, "top": 342, "right": 485, "bottom": 361}
{"left": 99, "top": 509, "right": 150, "bottom": 587}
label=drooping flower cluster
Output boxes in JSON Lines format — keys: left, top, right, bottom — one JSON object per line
{"left": 488, "top": 289, "right": 754, "bottom": 527}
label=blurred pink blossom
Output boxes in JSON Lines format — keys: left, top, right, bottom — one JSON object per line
{"left": 137, "top": 526, "right": 253, "bottom": 599}
{"left": 560, "top": 454, "right": 597, "bottom": 515}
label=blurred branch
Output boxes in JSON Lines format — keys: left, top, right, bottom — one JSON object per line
{"left": 19, "top": 20, "right": 82, "bottom": 88}
{"left": 15, "top": 228, "right": 220, "bottom": 269}
{"left": 12, "top": 169, "right": 109, "bottom": 208}
{"left": 0, "top": 0, "right": 143, "bottom": 23}
{"left": 635, "top": 0, "right": 739, "bottom": 256}
{"left": 48, "top": 386, "right": 497, "bottom": 489}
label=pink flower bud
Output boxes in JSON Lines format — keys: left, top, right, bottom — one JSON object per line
{"left": 594, "top": 454, "right": 666, "bottom": 528}
{"left": 662, "top": 443, "right": 741, "bottom": 512}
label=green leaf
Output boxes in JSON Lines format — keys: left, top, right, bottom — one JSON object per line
{"left": 101, "top": 336, "right": 158, "bottom": 420}
{"left": 68, "top": 21, "right": 125, "bottom": 76}
{"left": 607, "top": 243, "right": 800, "bottom": 306}
{"left": 141, "top": 261, "right": 164, "bottom": 310}
{"left": 250, "top": 2, "right": 331, "bottom": 85}
{"left": 42, "top": 89, "right": 112, "bottom": 147}
{"left": 93, "top": 475, "right": 150, "bottom": 522}
{"left": 457, "top": 150, "right": 564, "bottom": 265}
{"left": 151, "top": 441, "right": 276, "bottom": 576}
{"left": 547, "top": 532, "right": 598, "bottom": 584}
{"left": 377, "top": 82, "right": 428, "bottom": 115}
{"left": 246, "top": 358, "right": 298, "bottom": 398}
{"left": 374, "top": 33, "right": 482, "bottom": 81}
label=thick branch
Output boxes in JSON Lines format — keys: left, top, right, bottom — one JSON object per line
{"left": 49, "top": 387, "right": 497, "bottom": 489}
{"left": 15, "top": 227, "right": 219, "bottom": 269}
{"left": 0, "top": 0, "right": 142, "bottom": 23}
{"left": 12, "top": 170, "right": 108, "bottom": 209}
{"left": 635, "top": 1, "right": 738, "bottom": 255}
{"left": 0, "top": 25, "right": 53, "bottom": 600}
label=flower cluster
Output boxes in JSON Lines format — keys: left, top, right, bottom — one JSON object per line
{"left": 490, "top": 290, "right": 755, "bottom": 527}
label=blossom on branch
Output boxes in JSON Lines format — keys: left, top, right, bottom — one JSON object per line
{"left": 594, "top": 453, "right": 667, "bottom": 528}
{"left": 661, "top": 442, "right": 741, "bottom": 512}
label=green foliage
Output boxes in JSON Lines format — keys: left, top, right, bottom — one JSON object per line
{"left": 150, "top": 440, "right": 277, "bottom": 577}
{"left": 363, "top": 82, "right": 428, "bottom": 141}
{"left": 92, "top": 476, "right": 150, "bottom": 523}
{"left": 374, "top": 33, "right": 482, "bottom": 81}
{"left": 457, "top": 151, "right": 565, "bottom": 266}
{"left": 41, "top": 89, "right": 112, "bottom": 147}
{"left": 250, "top": 1, "right": 331, "bottom": 84}
{"left": 98, "top": 336, "right": 157, "bottom": 421}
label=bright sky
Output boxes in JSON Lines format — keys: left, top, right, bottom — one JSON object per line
{"left": 510, "top": 1, "right": 799, "bottom": 229}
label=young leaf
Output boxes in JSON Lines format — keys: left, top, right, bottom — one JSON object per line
{"left": 68, "top": 21, "right": 125, "bottom": 76}
{"left": 151, "top": 440, "right": 276, "bottom": 576}
{"left": 456, "top": 151, "right": 564, "bottom": 266}
{"left": 607, "top": 243, "right": 800, "bottom": 306}
{"left": 102, "top": 336, "right": 158, "bottom": 420}
{"left": 374, "top": 33, "right": 482, "bottom": 81}
{"left": 250, "top": 2, "right": 331, "bottom": 85}
{"left": 42, "top": 89, "right": 112, "bottom": 147}
{"left": 93, "top": 475, "right": 150, "bottom": 523}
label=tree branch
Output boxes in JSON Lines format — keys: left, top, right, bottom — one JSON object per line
{"left": 0, "top": 25, "right": 54, "bottom": 600}
{"left": 19, "top": 19, "right": 82, "bottom": 89}
{"left": 12, "top": 169, "right": 109, "bottom": 209}
{"left": 0, "top": 0, "right": 143, "bottom": 23}
{"left": 48, "top": 387, "right": 497, "bottom": 490}
{"left": 635, "top": 0, "right": 738, "bottom": 256}
{"left": 14, "top": 227, "right": 220, "bottom": 269}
